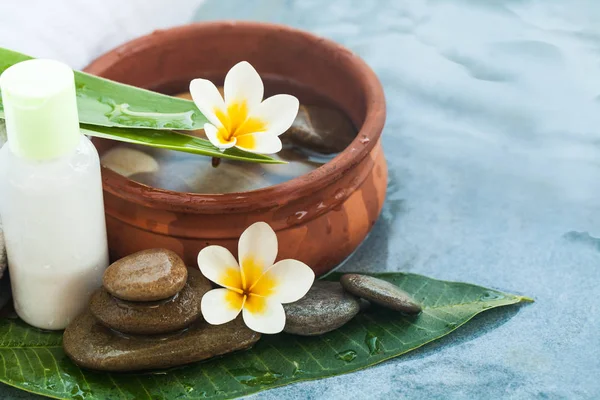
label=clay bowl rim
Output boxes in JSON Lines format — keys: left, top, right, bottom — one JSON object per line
{"left": 85, "top": 21, "right": 386, "bottom": 214}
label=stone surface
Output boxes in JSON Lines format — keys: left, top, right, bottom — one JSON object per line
{"left": 284, "top": 105, "right": 356, "bottom": 154}
{"left": 340, "top": 274, "right": 422, "bottom": 314}
{"left": 358, "top": 298, "right": 371, "bottom": 312}
{"left": 120, "top": 141, "right": 324, "bottom": 194}
{"left": 132, "top": 151, "right": 272, "bottom": 194}
{"left": 63, "top": 311, "right": 260, "bottom": 372}
{"left": 103, "top": 248, "right": 187, "bottom": 301}
{"left": 90, "top": 267, "right": 210, "bottom": 335}
{"left": 100, "top": 146, "right": 159, "bottom": 178}
{"left": 283, "top": 281, "right": 360, "bottom": 336}
{"left": 129, "top": 171, "right": 194, "bottom": 192}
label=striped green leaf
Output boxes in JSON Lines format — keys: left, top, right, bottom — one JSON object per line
{"left": 0, "top": 273, "right": 531, "bottom": 400}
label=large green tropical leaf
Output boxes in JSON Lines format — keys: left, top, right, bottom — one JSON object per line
{"left": 0, "top": 48, "right": 280, "bottom": 164}
{"left": 0, "top": 272, "right": 531, "bottom": 400}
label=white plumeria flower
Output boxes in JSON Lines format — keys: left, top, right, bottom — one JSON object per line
{"left": 198, "top": 222, "right": 315, "bottom": 334}
{"left": 189, "top": 61, "right": 299, "bottom": 154}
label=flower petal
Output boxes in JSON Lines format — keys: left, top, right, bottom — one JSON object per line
{"left": 189, "top": 78, "right": 226, "bottom": 127}
{"left": 251, "top": 94, "right": 300, "bottom": 136}
{"left": 204, "top": 123, "right": 236, "bottom": 150}
{"left": 235, "top": 132, "right": 282, "bottom": 154}
{"left": 201, "top": 288, "right": 244, "bottom": 325}
{"left": 224, "top": 61, "right": 264, "bottom": 111}
{"left": 242, "top": 295, "right": 285, "bottom": 334}
{"left": 256, "top": 259, "right": 315, "bottom": 303}
{"left": 197, "top": 245, "right": 242, "bottom": 290}
{"left": 238, "top": 222, "right": 278, "bottom": 289}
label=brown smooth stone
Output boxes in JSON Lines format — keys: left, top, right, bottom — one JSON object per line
{"left": 103, "top": 248, "right": 187, "bottom": 301}
{"left": 340, "top": 274, "right": 422, "bottom": 314}
{"left": 100, "top": 146, "right": 159, "bottom": 178}
{"left": 129, "top": 171, "right": 194, "bottom": 193}
{"left": 285, "top": 105, "right": 356, "bottom": 154}
{"left": 63, "top": 312, "right": 260, "bottom": 372}
{"left": 154, "top": 156, "right": 271, "bottom": 194}
{"left": 283, "top": 281, "right": 360, "bottom": 336}
{"left": 127, "top": 146, "right": 275, "bottom": 194}
{"left": 90, "top": 268, "right": 210, "bottom": 335}
{"left": 86, "top": 22, "right": 388, "bottom": 277}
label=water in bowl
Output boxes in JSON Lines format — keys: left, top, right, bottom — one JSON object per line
{"left": 100, "top": 77, "right": 357, "bottom": 194}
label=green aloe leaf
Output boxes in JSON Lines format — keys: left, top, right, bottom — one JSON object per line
{"left": 0, "top": 47, "right": 205, "bottom": 130}
{"left": 81, "top": 125, "right": 284, "bottom": 164}
{"left": 0, "top": 48, "right": 281, "bottom": 164}
{"left": 0, "top": 273, "right": 531, "bottom": 400}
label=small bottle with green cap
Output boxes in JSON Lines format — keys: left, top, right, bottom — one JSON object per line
{"left": 0, "top": 59, "right": 109, "bottom": 330}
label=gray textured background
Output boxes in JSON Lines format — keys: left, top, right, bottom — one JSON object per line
{"left": 1, "top": 0, "right": 600, "bottom": 398}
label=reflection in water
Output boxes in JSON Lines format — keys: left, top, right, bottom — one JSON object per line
{"left": 101, "top": 88, "right": 357, "bottom": 194}
{"left": 101, "top": 142, "right": 330, "bottom": 194}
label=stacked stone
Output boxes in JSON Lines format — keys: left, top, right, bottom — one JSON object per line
{"left": 63, "top": 249, "right": 260, "bottom": 372}
{"left": 91, "top": 248, "right": 205, "bottom": 335}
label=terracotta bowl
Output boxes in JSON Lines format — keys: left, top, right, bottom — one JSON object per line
{"left": 85, "top": 22, "right": 387, "bottom": 276}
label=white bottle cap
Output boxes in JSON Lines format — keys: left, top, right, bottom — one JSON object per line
{"left": 0, "top": 59, "right": 80, "bottom": 160}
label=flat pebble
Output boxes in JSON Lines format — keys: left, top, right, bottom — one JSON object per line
{"left": 340, "top": 274, "right": 422, "bottom": 314}
{"left": 63, "top": 312, "right": 260, "bottom": 372}
{"left": 285, "top": 105, "right": 357, "bottom": 154}
{"left": 101, "top": 146, "right": 159, "bottom": 177}
{"left": 283, "top": 281, "right": 360, "bottom": 336}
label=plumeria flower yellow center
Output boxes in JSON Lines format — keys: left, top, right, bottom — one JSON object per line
{"left": 189, "top": 61, "right": 300, "bottom": 154}
{"left": 197, "top": 222, "right": 315, "bottom": 334}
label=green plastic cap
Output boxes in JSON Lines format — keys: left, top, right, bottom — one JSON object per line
{"left": 0, "top": 59, "right": 80, "bottom": 160}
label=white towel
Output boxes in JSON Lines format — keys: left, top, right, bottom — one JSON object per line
{"left": 0, "top": 0, "right": 205, "bottom": 69}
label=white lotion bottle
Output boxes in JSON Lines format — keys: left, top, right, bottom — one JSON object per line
{"left": 0, "top": 59, "right": 109, "bottom": 330}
